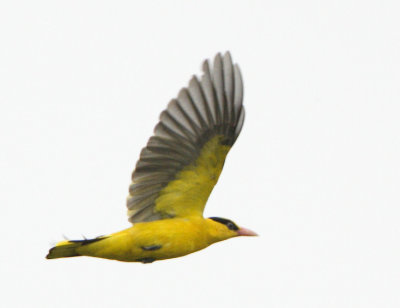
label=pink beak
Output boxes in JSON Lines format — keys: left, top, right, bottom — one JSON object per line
{"left": 237, "top": 227, "right": 258, "bottom": 236}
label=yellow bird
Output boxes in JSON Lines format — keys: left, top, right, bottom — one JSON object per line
{"left": 46, "top": 52, "right": 257, "bottom": 263}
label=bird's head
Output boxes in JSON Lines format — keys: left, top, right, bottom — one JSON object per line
{"left": 206, "top": 217, "right": 258, "bottom": 242}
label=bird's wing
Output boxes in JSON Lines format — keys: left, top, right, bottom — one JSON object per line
{"left": 127, "top": 52, "right": 244, "bottom": 223}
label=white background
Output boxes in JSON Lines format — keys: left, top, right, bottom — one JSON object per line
{"left": 1, "top": 1, "right": 400, "bottom": 307}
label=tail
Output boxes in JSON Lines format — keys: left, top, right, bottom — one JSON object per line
{"left": 46, "top": 237, "right": 106, "bottom": 259}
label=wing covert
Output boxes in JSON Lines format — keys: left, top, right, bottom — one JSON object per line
{"left": 127, "top": 52, "right": 245, "bottom": 223}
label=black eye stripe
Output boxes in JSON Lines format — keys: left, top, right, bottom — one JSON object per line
{"left": 209, "top": 217, "right": 239, "bottom": 231}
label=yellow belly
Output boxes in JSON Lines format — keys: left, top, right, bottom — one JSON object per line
{"left": 76, "top": 217, "right": 212, "bottom": 262}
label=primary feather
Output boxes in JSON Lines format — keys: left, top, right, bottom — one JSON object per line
{"left": 127, "top": 52, "right": 244, "bottom": 223}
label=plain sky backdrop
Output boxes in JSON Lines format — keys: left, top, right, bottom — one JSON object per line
{"left": 1, "top": 1, "right": 400, "bottom": 307}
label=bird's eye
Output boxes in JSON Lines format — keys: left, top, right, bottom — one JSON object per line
{"left": 227, "top": 222, "right": 236, "bottom": 230}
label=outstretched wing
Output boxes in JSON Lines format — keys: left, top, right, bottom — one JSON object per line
{"left": 127, "top": 52, "right": 244, "bottom": 223}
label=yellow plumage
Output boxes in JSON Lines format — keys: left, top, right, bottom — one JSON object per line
{"left": 48, "top": 217, "right": 238, "bottom": 262}
{"left": 46, "top": 52, "right": 256, "bottom": 263}
{"left": 154, "top": 135, "right": 230, "bottom": 218}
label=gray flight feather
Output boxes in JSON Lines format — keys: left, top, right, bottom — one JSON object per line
{"left": 127, "top": 52, "right": 245, "bottom": 223}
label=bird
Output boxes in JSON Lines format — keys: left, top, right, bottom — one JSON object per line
{"left": 46, "top": 52, "right": 257, "bottom": 263}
